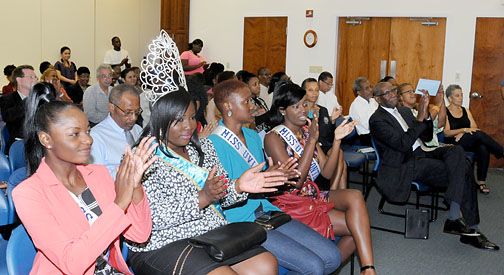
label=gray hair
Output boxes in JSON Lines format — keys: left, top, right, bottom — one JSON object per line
{"left": 353, "top": 77, "right": 369, "bottom": 92}
{"left": 109, "top": 84, "right": 139, "bottom": 105}
{"left": 96, "top": 64, "right": 112, "bottom": 76}
{"left": 446, "top": 84, "right": 462, "bottom": 98}
{"left": 373, "top": 82, "right": 389, "bottom": 96}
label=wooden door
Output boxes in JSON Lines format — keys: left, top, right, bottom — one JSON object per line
{"left": 243, "top": 17, "right": 287, "bottom": 75}
{"left": 389, "top": 18, "right": 446, "bottom": 86}
{"left": 469, "top": 18, "right": 504, "bottom": 168}
{"left": 161, "top": 0, "right": 190, "bottom": 54}
{"left": 336, "top": 17, "right": 391, "bottom": 114}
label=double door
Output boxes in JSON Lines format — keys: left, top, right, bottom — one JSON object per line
{"left": 336, "top": 17, "right": 446, "bottom": 113}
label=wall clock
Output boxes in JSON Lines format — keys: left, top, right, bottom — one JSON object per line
{"left": 304, "top": 30, "right": 317, "bottom": 48}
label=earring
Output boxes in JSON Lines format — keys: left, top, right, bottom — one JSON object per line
{"left": 227, "top": 110, "right": 232, "bottom": 117}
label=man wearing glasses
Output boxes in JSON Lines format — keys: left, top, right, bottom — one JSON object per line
{"left": 0, "top": 65, "right": 37, "bottom": 150}
{"left": 316, "top": 71, "right": 342, "bottom": 123}
{"left": 370, "top": 81, "right": 498, "bottom": 251}
{"left": 89, "top": 84, "right": 143, "bottom": 179}
{"left": 83, "top": 64, "right": 114, "bottom": 126}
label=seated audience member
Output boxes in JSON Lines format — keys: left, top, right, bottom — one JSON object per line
{"left": 380, "top": 75, "right": 397, "bottom": 87}
{"left": 370, "top": 82, "right": 499, "bottom": 250}
{"left": 181, "top": 39, "right": 207, "bottom": 75}
{"left": 317, "top": 71, "right": 342, "bottom": 121}
{"left": 90, "top": 84, "right": 143, "bottom": 179}
{"left": 209, "top": 80, "right": 343, "bottom": 274}
{"left": 41, "top": 68, "right": 73, "bottom": 103}
{"left": 67, "top": 66, "right": 91, "bottom": 106}
{"left": 205, "top": 70, "right": 236, "bottom": 123}
{"left": 2, "top": 64, "right": 16, "bottom": 95}
{"left": 39, "top": 61, "right": 53, "bottom": 75}
{"left": 264, "top": 83, "right": 376, "bottom": 274}
{"left": 54, "top": 46, "right": 78, "bottom": 91}
{"left": 111, "top": 65, "right": 123, "bottom": 86}
{"left": 203, "top": 62, "right": 225, "bottom": 100}
{"left": 241, "top": 72, "right": 268, "bottom": 115}
{"left": 399, "top": 83, "right": 446, "bottom": 147}
{"left": 257, "top": 67, "right": 272, "bottom": 107}
{"left": 0, "top": 65, "right": 37, "bottom": 150}
{"left": 444, "top": 84, "right": 504, "bottom": 194}
{"left": 265, "top": 72, "right": 290, "bottom": 108}
{"left": 349, "top": 77, "right": 378, "bottom": 146}
{"left": 235, "top": 69, "right": 247, "bottom": 81}
{"left": 186, "top": 75, "right": 215, "bottom": 138}
{"left": 254, "top": 79, "right": 292, "bottom": 134}
{"left": 121, "top": 67, "right": 139, "bottom": 91}
{"left": 83, "top": 64, "right": 113, "bottom": 126}
{"left": 104, "top": 36, "right": 130, "bottom": 70}
{"left": 131, "top": 66, "right": 141, "bottom": 89}
{"left": 302, "top": 78, "right": 348, "bottom": 190}
{"left": 13, "top": 82, "right": 155, "bottom": 274}
{"left": 128, "top": 90, "right": 285, "bottom": 275}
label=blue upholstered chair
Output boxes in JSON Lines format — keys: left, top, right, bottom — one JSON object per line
{"left": 8, "top": 139, "right": 26, "bottom": 172}
{"left": 6, "top": 225, "right": 36, "bottom": 275}
{"left": 7, "top": 167, "right": 27, "bottom": 224}
{"left": 0, "top": 152, "right": 11, "bottom": 226}
{"left": 1, "top": 125, "right": 10, "bottom": 155}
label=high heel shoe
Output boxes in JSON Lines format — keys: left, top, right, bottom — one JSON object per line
{"left": 477, "top": 183, "right": 490, "bottom": 194}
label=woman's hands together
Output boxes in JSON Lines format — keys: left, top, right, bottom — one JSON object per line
{"left": 199, "top": 166, "right": 228, "bottom": 207}
{"left": 334, "top": 118, "right": 358, "bottom": 141}
{"left": 114, "top": 137, "right": 158, "bottom": 211}
{"left": 236, "top": 162, "right": 287, "bottom": 194}
{"left": 265, "top": 157, "right": 300, "bottom": 182}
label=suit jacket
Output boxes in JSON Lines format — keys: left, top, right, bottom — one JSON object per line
{"left": 13, "top": 158, "right": 152, "bottom": 275}
{"left": 369, "top": 106, "right": 433, "bottom": 203}
{"left": 0, "top": 91, "right": 24, "bottom": 149}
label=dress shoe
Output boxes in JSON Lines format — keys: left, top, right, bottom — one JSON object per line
{"left": 443, "top": 218, "right": 479, "bottom": 236}
{"left": 460, "top": 231, "right": 500, "bottom": 251}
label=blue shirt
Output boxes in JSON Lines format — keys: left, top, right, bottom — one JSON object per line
{"left": 89, "top": 114, "right": 142, "bottom": 179}
{"left": 209, "top": 121, "right": 280, "bottom": 222}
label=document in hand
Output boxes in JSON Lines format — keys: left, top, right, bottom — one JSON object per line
{"left": 415, "top": 79, "right": 441, "bottom": 96}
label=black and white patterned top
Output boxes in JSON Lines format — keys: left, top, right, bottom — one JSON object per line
{"left": 129, "top": 138, "right": 248, "bottom": 252}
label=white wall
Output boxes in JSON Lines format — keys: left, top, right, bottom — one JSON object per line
{"left": 0, "top": 0, "right": 160, "bottom": 86}
{"left": 189, "top": 0, "right": 504, "bottom": 107}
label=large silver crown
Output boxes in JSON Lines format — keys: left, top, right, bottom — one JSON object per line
{"left": 141, "top": 30, "right": 187, "bottom": 104}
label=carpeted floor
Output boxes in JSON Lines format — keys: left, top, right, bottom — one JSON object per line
{"left": 336, "top": 167, "right": 503, "bottom": 275}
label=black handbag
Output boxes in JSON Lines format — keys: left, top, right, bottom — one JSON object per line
{"left": 254, "top": 211, "right": 291, "bottom": 230}
{"left": 188, "top": 222, "right": 267, "bottom": 262}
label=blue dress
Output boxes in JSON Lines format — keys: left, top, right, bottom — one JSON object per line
{"left": 209, "top": 121, "right": 280, "bottom": 223}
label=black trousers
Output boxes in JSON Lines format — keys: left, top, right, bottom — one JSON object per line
{"left": 449, "top": 131, "right": 504, "bottom": 181}
{"left": 412, "top": 145, "right": 479, "bottom": 226}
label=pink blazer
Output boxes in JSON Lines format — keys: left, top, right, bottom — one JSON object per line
{"left": 13, "top": 158, "right": 152, "bottom": 275}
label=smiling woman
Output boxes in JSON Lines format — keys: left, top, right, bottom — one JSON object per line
{"left": 12, "top": 82, "right": 157, "bottom": 275}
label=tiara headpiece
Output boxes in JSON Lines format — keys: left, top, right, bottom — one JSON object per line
{"left": 141, "top": 30, "right": 187, "bottom": 104}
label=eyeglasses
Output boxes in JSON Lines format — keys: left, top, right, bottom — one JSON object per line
{"left": 322, "top": 80, "right": 334, "bottom": 87}
{"left": 400, "top": 90, "right": 415, "bottom": 95}
{"left": 375, "top": 88, "right": 398, "bottom": 97}
{"left": 23, "top": 75, "right": 38, "bottom": 80}
{"left": 99, "top": 74, "right": 113, "bottom": 79}
{"left": 113, "top": 103, "right": 143, "bottom": 117}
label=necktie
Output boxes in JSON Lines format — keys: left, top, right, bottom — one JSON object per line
{"left": 393, "top": 108, "right": 436, "bottom": 152}
{"left": 124, "top": 130, "right": 135, "bottom": 146}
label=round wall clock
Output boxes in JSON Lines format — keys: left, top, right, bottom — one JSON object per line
{"left": 304, "top": 30, "right": 318, "bottom": 48}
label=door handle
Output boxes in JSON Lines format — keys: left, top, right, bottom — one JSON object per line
{"left": 390, "top": 60, "right": 397, "bottom": 78}
{"left": 380, "top": 60, "right": 387, "bottom": 80}
{"left": 471, "top": 92, "right": 483, "bottom": 98}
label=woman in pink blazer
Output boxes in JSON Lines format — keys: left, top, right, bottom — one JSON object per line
{"left": 13, "top": 82, "right": 158, "bottom": 275}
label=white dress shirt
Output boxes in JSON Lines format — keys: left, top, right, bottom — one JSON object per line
{"left": 316, "top": 90, "right": 341, "bottom": 115}
{"left": 259, "top": 84, "right": 271, "bottom": 108}
{"left": 349, "top": 96, "right": 378, "bottom": 135}
{"left": 382, "top": 106, "right": 421, "bottom": 151}
{"left": 89, "top": 114, "right": 143, "bottom": 179}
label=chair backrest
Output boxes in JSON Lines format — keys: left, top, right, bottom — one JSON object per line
{"left": 437, "top": 131, "right": 445, "bottom": 143}
{"left": 6, "top": 225, "right": 37, "bottom": 275}
{"left": 1, "top": 125, "right": 10, "bottom": 154}
{"left": 7, "top": 167, "right": 27, "bottom": 224}
{"left": 8, "top": 139, "right": 26, "bottom": 172}
{"left": 0, "top": 151, "right": 11, "bottom": 183}
{"left": 370, "top": 136, "right": 381, "bottom": 171}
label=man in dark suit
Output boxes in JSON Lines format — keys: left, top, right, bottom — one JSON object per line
{"left": 0, "top": 65, "right": 37, "bottom": 151}
{"left": 369, "top": 81, "right": 498, "bottom": 250}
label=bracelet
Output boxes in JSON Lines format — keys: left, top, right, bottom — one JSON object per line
{"left": 431, "top": 105, "right": 440, "bottom": 112}
{"left": 361, "top": 265, "right": 375, "bottom": 272}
